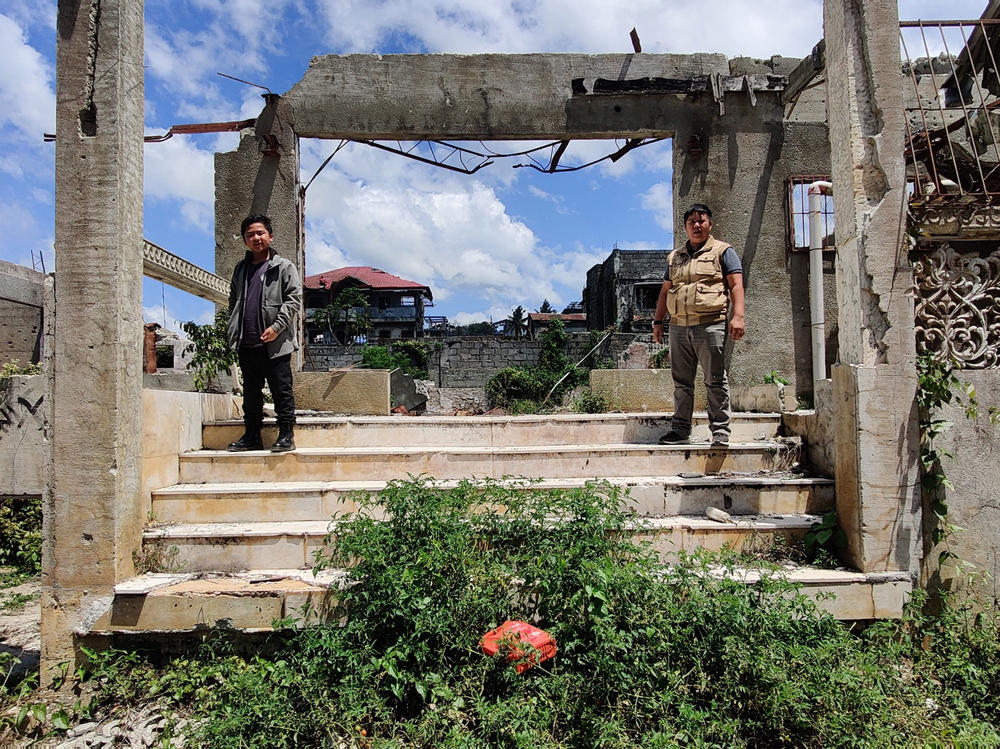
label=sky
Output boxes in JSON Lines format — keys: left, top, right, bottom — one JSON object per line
{"left": 0, "top": 0, "right": 988, "bottom": 332}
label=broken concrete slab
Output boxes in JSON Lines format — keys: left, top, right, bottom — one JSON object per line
{"left": 293, "top": 369, "right": 391, "bottom": 414}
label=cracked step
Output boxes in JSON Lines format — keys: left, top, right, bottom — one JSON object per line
{"left": 91, "top": 566, "right": 910, "bottom": 634}
{"left": 178, "top": 442, "right": 800, "bottom": 483}
{"left": 201, "top": 412, "right": 784, "bottom": 450}
{"left": 141, "top": 514, "right": 825, "bottom": 571}
{"left": 152, "top": 475, "right": 834, "bottom": 524}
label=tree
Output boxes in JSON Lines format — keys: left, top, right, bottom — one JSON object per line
{"left": 455, "top": 321, "right": 494, "bottom": 336}
{"left": 315, "top": 287, "right": 372, "bottom": 344}
{"left": 181, "top": 309, "right": 237, "bottom": 392}
{"left": 539, "top": 299, "right": 554, "bottom": 313}
{"left": 506, "top": 305, "right": 527, "bottom": 340}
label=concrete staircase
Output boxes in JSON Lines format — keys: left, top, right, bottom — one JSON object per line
{"left": 94, "top": 412, "right": 910, "bottom": 635}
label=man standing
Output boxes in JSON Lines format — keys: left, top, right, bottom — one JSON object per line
{"left": 652, "top": 203, "right": 745, "bottom": 446}
{"left": 226, "top": 214, "right": 301, "bottom": 452}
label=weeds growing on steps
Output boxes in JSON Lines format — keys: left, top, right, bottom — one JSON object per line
{"left": 72, "top": 478, "right": 1000, "bottom": 748}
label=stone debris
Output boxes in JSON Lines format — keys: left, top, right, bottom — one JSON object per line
{"left": 53, "top": 703, "right": 195, "bottom": 748}
{"left": 705, "top": 507, "right": 735, "bottom": 524}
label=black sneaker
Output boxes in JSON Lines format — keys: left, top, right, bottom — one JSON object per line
{"left": 658, "top": 430, "right": 690, "bottom": 444}
{"left": 227, "top": 433, "right": 263, "bottom": 451}
{"left": 711, "top": 432, "right": 730, "bottom": 446}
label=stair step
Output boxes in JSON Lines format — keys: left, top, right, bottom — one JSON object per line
{"left": 142, "top": 514, "right": 823, "bottom": 571}
{"left": 91, "top": 567, "right": 910, "bottom": 634}
{"left": 152, "top": 475, "right": 834, "bottom": 523}
{"left": 202, "top": 412, "right": 783, "bottom": 450}
{"left": 92, "top": 570, "right": 343, "bottom": 633}
{"left": 178, "top": 442, "right": 797, "bottom": 483}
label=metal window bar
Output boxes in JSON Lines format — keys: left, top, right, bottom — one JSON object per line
{"left": 901, "top": 18, "right": 1000, "bottom": 200}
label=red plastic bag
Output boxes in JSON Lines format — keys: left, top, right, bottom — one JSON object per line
{"left": 480, "top": 620, "right": 557, "bottom": 674}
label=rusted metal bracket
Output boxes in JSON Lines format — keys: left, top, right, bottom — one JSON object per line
{"left": 44, "top": 118, "right": 257, "bottom": 144}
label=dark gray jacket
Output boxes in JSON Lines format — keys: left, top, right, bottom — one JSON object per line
{"left": 227, "top": 249, "right": 301, "bottom": 358}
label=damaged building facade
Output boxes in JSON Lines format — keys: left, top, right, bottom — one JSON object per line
{"left": 39, "top": 0, "right": 1000, "bottom": 670}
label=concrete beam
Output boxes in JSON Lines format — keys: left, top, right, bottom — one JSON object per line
{"left": 142, "top": 240, "right": 228, "bottom": 306}
{"left": 46, "top": 0, "right": 145, "bottom": 672}
{"left": 286, "top": 53, "right": 749, "bottom": 139}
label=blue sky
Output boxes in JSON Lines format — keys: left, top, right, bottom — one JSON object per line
{"left": 1, "top": 0, "right": 986, "bottom": 331}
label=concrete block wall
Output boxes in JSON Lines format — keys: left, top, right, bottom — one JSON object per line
{"left": 305, "top": 334, "right": 652, "bottom": 387}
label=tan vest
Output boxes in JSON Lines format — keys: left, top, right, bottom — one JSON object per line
{"left": 665, "top": 236, "right": 730, "bottom": 327}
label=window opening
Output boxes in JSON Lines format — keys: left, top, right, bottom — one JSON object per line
{"left": 787, "top": 175, "right": 834, "bottom": 252}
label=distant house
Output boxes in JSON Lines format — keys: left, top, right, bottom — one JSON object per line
{"left": 304, "top": 266, "right": 433, "bottom": 343}
{"left": 584, "top": 249, "right": 669, "bottom": 332}
{"left": 527, "top": 312, "right": 587, "bottom": 340}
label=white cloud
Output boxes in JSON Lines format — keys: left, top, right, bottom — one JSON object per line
{"left": 0, "top": 156, "right": 23, "bottom": 178}
{"left": 142, "top": 300, "right": 214, "bottom": 335}
{"left": 452, "top": 311, "right": 489, "bottom": 325}
{"left": 641, "top": 182, "right": 673, "bottom": 231}
{"left": 4, "top": 2, "right": 56, "bottom": 34}
{"left": 143, "top": 134, "right": 216, "bottom": 234}
{"left": 299, "top": 140, "right": 569, "bottom": 309}
{"left": 313, "top": 0, "right": 825, "bottom": 58}
{"left": 0, "top": 14, "right": 55, "bottom": 142}
{"left": 527, "top": 185, "right": 569, "bottom": 215}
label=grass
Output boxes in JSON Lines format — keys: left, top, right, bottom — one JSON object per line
{"left": 3, "top": 479, "right": 1000, "bottom": 746}
{"left": 0, "top": 591, "right": 38, "bottom": 614}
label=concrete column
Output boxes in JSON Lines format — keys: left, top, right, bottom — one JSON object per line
{"left": 215, "top": 94, "right": 304, "bottom": 366}
{"left": 824, "top": 0, "right": 921, "bottom": 573}
{"left": 44, "top": 0, "right": 145, "bottom": 671}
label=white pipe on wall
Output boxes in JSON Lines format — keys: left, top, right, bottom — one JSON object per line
{"left": 807, "top": 181, "right": 833, "bottom": 383}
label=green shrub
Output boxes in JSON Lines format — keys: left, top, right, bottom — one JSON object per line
{"left": 181, "top": 310, "right": 237, "bottom": 393}
{"left": 78, "top": 479, "right": 1000, "bottom": 747}
{"left": 0, "top": 496, "right": 41, "bottom": 575}
{"left": 389, "top": 340, "right": 430, "bottom": 380}
{"left": 763, "top": 369, "right": 790, "bottom": 386}
{"left": 0, "top": 361, "right": 43, "bottom": 396}
{"left": 359, "top": 341, "right": 429, "bottom": 380}
{"left": 575, "top": 390, "right": 613, "bottom": 413}
{"left": 486, "top": 320, "right": 588, "bottom": 411}
{"left": 485, "top": 366, "right": 557, "bottom": 410}
{"left": 538, "top": 318, "right": 569, "bottom": 373}
{"left": 0, "top": 360, "right": 42, "bottom": 380}
{"left": 359, "top": 344, "right": 398, "bottom": 370}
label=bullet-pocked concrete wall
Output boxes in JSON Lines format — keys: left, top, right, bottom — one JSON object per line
{"left": 0, "top": 301, "right": 42, "bottom": 365}
{"left": 924, "top": 370, "right": 1000, "bottom": 602}
{"left": 0, "top": 261, "right": 47, "bottom": 365}
{"left": 674, "top": 101, "right": 834, "bottom": 399}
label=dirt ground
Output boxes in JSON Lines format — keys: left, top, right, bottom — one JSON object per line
{"left": 0, "top": 576, "right": 40, "bottom": 681}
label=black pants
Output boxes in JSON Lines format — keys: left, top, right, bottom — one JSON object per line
{"left": 238, "top": 347, "right": 295, "bottom": 430}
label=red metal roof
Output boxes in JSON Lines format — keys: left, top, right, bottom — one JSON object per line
{"left": 304, "top": 266, "right": 432, "bottom": 298}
